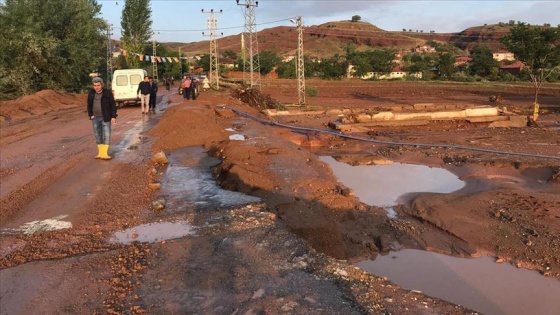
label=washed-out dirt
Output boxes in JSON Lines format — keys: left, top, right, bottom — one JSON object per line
{"left": 0, "top": 80, "right": 559, "bottom": 314}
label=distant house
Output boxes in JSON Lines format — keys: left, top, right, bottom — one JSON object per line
{"left": 348, "top": 64, "right": 422, "bottom": 80}
{"left": 454, "top": 56, "right": 472, "bottom": 67}
{"left": 282, "top": 55, "right": 295, "bottom": 62}
{"left": 392, "top": 49, "right": 410, "bottom": 65}
{"left": 499, "top": 60, "right": 525, "bottom": 75}
{"left": 219, "top": 57, "right": 236, "bottom": 69}
{"left": 493, "top": 50, "right": 515, "bottom": 61}
{"left": 415, "top": 45, "right": 436, "bottom": 54}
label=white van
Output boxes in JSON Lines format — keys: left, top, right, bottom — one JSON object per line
{"left": 111, "top": 69, "right": 148, "bottom": 107}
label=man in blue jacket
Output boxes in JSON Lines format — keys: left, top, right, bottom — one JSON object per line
{"left": 87, "top": 77, "right": 117, "bottom": 160}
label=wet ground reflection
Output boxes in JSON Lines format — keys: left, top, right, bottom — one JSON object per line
{"left": 357, "top": 249, "right": 560, "bottom": 315}
{"left": 319, "top": 156, "right": 465, "bottom": 217}
{"left": 110, "top": 221, "right": 196, "bottom": 245}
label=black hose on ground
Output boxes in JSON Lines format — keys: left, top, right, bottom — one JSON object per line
{"left": 224, "top": 106, "right": 560, "bottom": 161}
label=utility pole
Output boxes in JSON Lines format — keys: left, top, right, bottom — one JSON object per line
{"left": 106, "top": 22, "right": 113, "bottom": 86}
{"left": 152, "top": 32, "right": 158, "bottom": 81}
{"left": 202, "top": 9, "right": 223, "bottom": 90}
{"left": 179, "top": 46, "right": 182, "bottom": 77}
{"left": 291, "top": 16, "right": 305, "bottom": 106}
{"left": 236, "top": 0, "right": 261, "bottom": 89}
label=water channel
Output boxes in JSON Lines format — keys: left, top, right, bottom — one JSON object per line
{"left": 320, "top": 156, "right": 560, "bottom": 315}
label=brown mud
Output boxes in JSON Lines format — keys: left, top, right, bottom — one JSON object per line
{"left": 1, "top": 80, "right": 559, "bottom": 314}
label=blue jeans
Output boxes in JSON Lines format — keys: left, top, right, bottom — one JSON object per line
{"left": 92, "top": 117, "right": 111, "bottom": 144}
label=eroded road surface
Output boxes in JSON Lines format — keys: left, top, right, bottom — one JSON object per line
{"left": 1, "top": 84, "right": 559, "bottom": 314}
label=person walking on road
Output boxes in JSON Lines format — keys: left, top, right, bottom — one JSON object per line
{"left": 149, "top": 77, "right": 158, "bottom": 113}
{"left": 181, "top": 75, "right": 191, "bottom": 100}
{"left": 137, "top": 76, "right": 151, "bottom": 114}
{"left": 188, "top": 76, "right": 198, "bottom": 100}
{"left": 87, "top": 77, "right": 117, "bottom": 160}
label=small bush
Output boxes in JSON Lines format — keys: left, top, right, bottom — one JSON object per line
{"left": 451, "top": 72, "right": 476, "bottom": 82}
{"left": 306, "top": 86, "right": 318, "bottom": 97}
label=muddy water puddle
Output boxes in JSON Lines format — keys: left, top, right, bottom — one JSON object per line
{"left": 319, "top": 156, "right": 465, "bottom": 218}
{"left": 110, "top": 221, "right": 196, "bottom": 245}
{"left": 321, "top": 156, "right": 560, "bottom": 315}
{"left": 357, "top": 250, "right": 560, "bottom": 315}
{"left": 161, "top": 147, "right": 260, "bottom": 210}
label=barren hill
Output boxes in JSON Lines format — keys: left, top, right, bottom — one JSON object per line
{"left": 163, "top": 20, "right": 512, "bottom": 58}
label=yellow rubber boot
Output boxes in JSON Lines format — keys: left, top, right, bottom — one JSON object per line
{"left": 99, "top": 144, "right": 112, "bottom": 160}
{"left": 95, "top": 144, "right": 103, "bottom": 159}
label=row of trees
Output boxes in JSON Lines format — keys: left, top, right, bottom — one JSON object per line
{"left": 0, "top": 0, "right": 107, "bottom": 97}
{"left": 0, "top": 0, "right": 154, "bottom": 98}
{"left": 1, "top": 0, "right": 558, "bottom": 112}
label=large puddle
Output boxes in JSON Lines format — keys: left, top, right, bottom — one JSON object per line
{"left": 319, "top": 156, "right": 465, "bottom": 218}
{"left": 357, "top": 250, "right": 560, "bottom": 315}
{"left": 321, "top": 156, "right": 560, "bottom": 315}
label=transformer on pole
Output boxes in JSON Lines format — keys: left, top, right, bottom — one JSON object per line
{"left": 236, "top": 0, "right": 261, "bottom": 89}
{"left": 202, "top": 9, "right": 223, "bottom": 90}
{"left": 291, "top": 16, "right": 305, "bottom": 106}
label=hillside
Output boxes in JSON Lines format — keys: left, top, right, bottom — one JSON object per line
{"left": 166, "top": 21, "right": 425, "bottom": 58}
{"left": 162, "top": 20, "right": 515, "bottom": 58}
{"left": 449, "top": 24, "right": 513, "bottom": 51}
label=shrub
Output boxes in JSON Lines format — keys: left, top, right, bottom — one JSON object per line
{"left": 306, "top": 86, "right": 318, "bottom": 97}
{"left": 451, "top": 72, "right": 476, "bottom": 82}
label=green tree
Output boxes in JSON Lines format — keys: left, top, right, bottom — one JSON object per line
{"left": 348, "top": 48, "right": 395, "bottom": 78}
{"left": 257, "top": 50, "right": 281, "bottom": 75}
{"left": 351, "top": 15, "right": 361, "bottom": 22}
{"left": 345, "top": 43, "right": 358, "bottom": 60}
{"left": 469, "top": 46, "right": 499, "bottom": 77}
{"left": 223, "top": 49, "right": 237, "bottom": 60}
{"left": 404, "top": 54, "right": 430, "bottom": 73}
{"left": 276, "top": 59, "right": 296, "bottom": 78}
{"left": 501, "top": 22, "right": 560, "bottom": 119}
{"left": 437, "top": 53, "right": 456, "bottom": 79}
{"left": 121, "top": 0, "right": 152, "bottom": 68}
{"left": 316, "top": 55, "right": 348, "bottom": 79}
{"left": 198, "top": 54, "right": 210, "bottom": 72}
{"left": 0, "top": 0, "right": 106, "bottom": 97}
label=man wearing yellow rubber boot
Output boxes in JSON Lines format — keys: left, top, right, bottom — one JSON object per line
{"left": 87, "top": 77, "right": 117, "bottom": 160}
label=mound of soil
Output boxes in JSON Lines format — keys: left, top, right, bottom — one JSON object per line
{"left": 0, "top": 90, "right": 85, "bottom": 124}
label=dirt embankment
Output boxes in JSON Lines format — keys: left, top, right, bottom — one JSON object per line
{"left": 0, "top": 89, "right": 85, "bottom": 124}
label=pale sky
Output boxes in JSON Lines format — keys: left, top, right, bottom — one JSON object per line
{"left": 98, "top": 0, "right": 560, "bottom": 43}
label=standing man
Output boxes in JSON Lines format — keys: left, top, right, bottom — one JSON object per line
{"left": 149, "top": 77, "right": 158, "bottom": 113}
{"left": 189, "top": 76, "right": 199, "bottom": 100}
{"left": 137, "top": 75, "right": 151, "bottom": 114}
{"left": 181, "top": 75, "right": 191, "bottom": 100}
{"left": 87, "top": 77, "right": 117, "bottom": 160}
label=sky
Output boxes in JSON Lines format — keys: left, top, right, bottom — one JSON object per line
{"left": 98, "top": 0, "right": 560, "bottom": 43}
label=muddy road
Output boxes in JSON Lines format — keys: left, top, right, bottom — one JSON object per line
{"left": 1, "top": 81, "right": 559, "bottom": 314}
